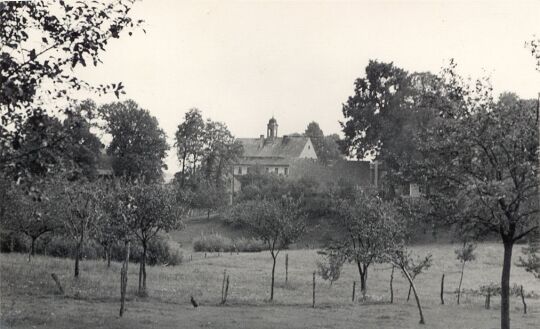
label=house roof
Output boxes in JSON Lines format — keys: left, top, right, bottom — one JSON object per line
{"left": 237, "top": 136, "right": 311, "bottom": 160}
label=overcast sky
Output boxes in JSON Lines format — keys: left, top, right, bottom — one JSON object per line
{"left": 76, "top": 0, "right": 540, "bottom": 176}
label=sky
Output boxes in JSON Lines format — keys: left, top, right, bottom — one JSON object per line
{"left": 75, "top": 0, "right": 540, "bottom": 177}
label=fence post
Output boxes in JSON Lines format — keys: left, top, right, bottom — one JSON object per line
{"left": 312, "top": 271, "right": 316, "bottom": 308}
{"left": 221, "top": 269, "right": 227, "bottom": 304}
{"left": 520, "top": 285, "right": 527, "bottom": 314}
{"left": 285, "top": 254, "right": 289, "bottom": 285}
{"left": 440, "top": 274, "right": 445, "bottom": 305}
{"left": 390, "top": 266, "right": 394, "bottom": 304}
{"left": 224, "top": 275, "right": 230, "bottom": 304}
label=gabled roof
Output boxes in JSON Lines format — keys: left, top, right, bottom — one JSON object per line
{"left": 237, "top": 136, "right": 311, "bottom": 159}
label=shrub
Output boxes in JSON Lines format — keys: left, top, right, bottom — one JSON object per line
{"left": 193, "top": 233, "right": 265, "bottom": 252}
{"left": 0, "top": 231, "right": 29, "bottom": 253}
{"left": 110, "top": 236, "right": 182, "bottom": 266}
{"left": 316, "top": 253, "right": 344, "bottom": 286}
{"left": 130, "top": 238, "right": 183, "bottom": 266}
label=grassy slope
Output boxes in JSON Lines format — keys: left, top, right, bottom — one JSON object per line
{"left": 1, "top": 242, "right": 539, "bottom": 328}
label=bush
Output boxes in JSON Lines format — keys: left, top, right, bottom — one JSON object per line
{"left": 317, "top": 253, "right": 344, "bottom": 286}
{"left": 193, "top": 233, "right": 265, "bottom": 252}
{"left": 0, "top": 231, "right": 182, "bottom": 266}
{"left": 130, "top": 238, "right": 183, "bottom": 266}
{"left": 0, "top": 231, "right": 29, "bottom": 253}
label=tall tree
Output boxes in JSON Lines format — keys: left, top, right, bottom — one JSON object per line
{"left": 174, "top": 109, "right": 206, "bottom": 186}
{"left": 100, "top": 100, "right": 169, "bottom": 182}
{"left": 340, "top": 61, "right": 442, "bottom": 195}
{"left": 304, "top": 122, "right": 342, "bottom": 164}
{"left": 201, "top": 119, "right": 243, "bottom": 186}
{"left": 1, "top": 0, "right": 141, "bottom": 183}
{"left": 403, "top": 73, "right": 539, "bottom": 329}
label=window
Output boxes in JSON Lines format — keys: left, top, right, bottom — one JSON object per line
{"left": 237, "top": 167, "right": 242, "bottom": 175}
{"left": 284, "top": 167, "right": 288, "bottom": 175}
{"left": 275, "top": 168, "right": 279, "bottom": 174}
{"left": 266, "top": 167, "right": 269, "bottom": 173}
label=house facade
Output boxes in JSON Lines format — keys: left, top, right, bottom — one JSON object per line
{"left": 234, "top": 117, "right": 318, "bottom": 178}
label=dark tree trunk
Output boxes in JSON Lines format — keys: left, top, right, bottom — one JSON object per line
{"left": 74, "top": 232, "right": 85, "bottom": 279}
{"left": 501, "top": 240, "right": 513, "bottom": 329}
{"left": 28, "top": 237, "right": 36, "bottom": 262}
{"left": 181, "top": 153, "right": 187, "bottom": 187}
{"left": 74, "top": 242, "right": 81, "bottom": 278}
{"left": 356, "top": 260, "right": 368, "bottom": 298}
{"left": 119, "top": 241, "right": 130, "bottom": 317}
{"left": 401, "top": 266, "right": 425, "bottom": 325}
{"left": 107, "top": 245, "right": 111, "bottom": 268}
{"left": 407, "top": 283, "right": 412, "bottom": 301}
{"left": 138, "top": 241, "right": 147, "bottom": 296}
{"left": 270, "top": 253, "right": 277, "bottom": 301}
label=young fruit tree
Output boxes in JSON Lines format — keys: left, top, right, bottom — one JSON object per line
{"left": 121, "top": 183, "right": 183, "bottom": 296}
{"left": 230, "top": 197, "right": 306, "bottom": 301}
{"left": 455, "top": 241, "right": 476, "bottom": 304}
{"left": 387, "top": 249, "right": 430, "bottom": 325}
{"left": 400, "top": 68, "right": 539, "bottom": 329}
{"left": 0, "top": 179, "right": 59, "bottom": 261}
{"left": 404, "top": 255, "right": 432, "bottom": 302}
{"left": 61, "top": 180, "right": 104, "bottom": 278}
{"left": 316, "top": 251, "right": 345, "bottom": 287}
{"left": 325, "top": 189, "right": 397, "bottom": 297}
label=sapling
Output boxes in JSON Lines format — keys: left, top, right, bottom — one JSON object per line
{"left": 455, "top": 241, "right": 476, "bottom": 304}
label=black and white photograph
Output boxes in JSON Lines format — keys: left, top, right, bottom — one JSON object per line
{"left": 1, "top": 1, "right": 539, "bottom": 328}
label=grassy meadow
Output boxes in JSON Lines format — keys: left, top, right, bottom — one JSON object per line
{"left": 1, "top": 241, "right": 539, "bottom": 328}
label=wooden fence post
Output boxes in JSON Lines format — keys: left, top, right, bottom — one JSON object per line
{"left": 221, "top": 269, "right": 227, "bottom": 304}
{"left": 51, "top": 273, "right": 64, "bottom": 295}
{"left": 312, "top": 271, "right": 316, "bottom": 308}
{"left": 390, "top": 266, "right": 394, "bottom": 304}
{"left": 440, "top": 274, "right": 445, "bottom": 305}
{"left": 520, "top": 285, "right": 527, "bottom": 314}
{"left": 224, "top": 275, "right": 230, "bottom": 304}
{"left": 285, "top": 254, "right": 289, "bottom": 285}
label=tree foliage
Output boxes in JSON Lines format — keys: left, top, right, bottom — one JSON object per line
{"left": 325, "top": 188, "right": 399, "bottom": 295}
{"left": 229, "top": 197, "right": 306, "bottom": 301}
{"left": 100, "top": 100, "right": 169, "bottom": 182}
{"left": 304, "top": 122, "right": 343, "bottom": 164}
{"left": 1, "top": 0, "right": 141, "bottom": 182}
{"left": 106, "top": 182, "right": 184, "bottom": 295}
{"left": 400, "top": 65, "right": 538, "bottom": 329}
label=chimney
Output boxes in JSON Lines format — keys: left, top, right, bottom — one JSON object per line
{"left": 259, "top": 135, "right": 265, "bottom": 148}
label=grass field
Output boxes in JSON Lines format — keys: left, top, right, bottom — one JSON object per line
{"left": 1, "top": 241, "right": 539, "bottom": 329}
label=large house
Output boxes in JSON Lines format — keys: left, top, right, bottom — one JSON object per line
{"left": 232, "top": 117, "right": 420, "bottom": 197}
{"left": 234, "top": 117, "right": 317, "bottom": 177}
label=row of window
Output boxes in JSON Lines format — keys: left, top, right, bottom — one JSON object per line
{"left": 236, "top": 166, "right": 289, "bottom": 175}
